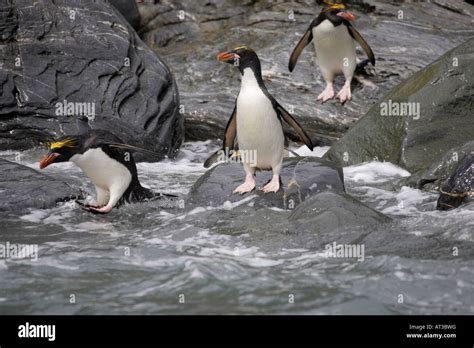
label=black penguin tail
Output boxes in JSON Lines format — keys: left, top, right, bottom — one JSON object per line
{"left": 355, "top": 59, "right": 372, "bottom": 76}
{"left": 118, "top": 180, "right": 178, "bottom": 207}
{"left": 132, "top": 184, "right": 158, "bottom": 202}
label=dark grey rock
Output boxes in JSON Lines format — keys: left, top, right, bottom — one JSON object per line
{"left": 403, "top": 141, "right": 474, "bottom": 190}
{"left": 186, "top": 157, "right": 345, "bottom": 209}
{"left": 138, "top": 0, "right": 473, "bottom": 145}
{"left": 177, "top": 189, "right": 390, "bottom": 253}
{"left": 289, "top": 190, "right": 391, "bottom": 234}
{"left": 110, "top": 0, "right": 141, "bottom": 29}
{"left": 0, "top": 159, "right": 78, "bottom": 213}
{"left": 324, "top": 38, "right": 474, "bottom": 173}
{"left": 0, "top": 0, "right": 183, "bottom": 161}
{"left": 183, "top": 156, "right": 392, "bottom": 250}
{"left": 437, "top": 153, "right": 473, "bottom": 210}
{"left": 138, "top": 2, "right": 201, "bottom": 48}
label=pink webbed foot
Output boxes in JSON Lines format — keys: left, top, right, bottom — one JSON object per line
{"left": 317, "top": 84, "right": 335, "bottom": 102}
{"left": 337, "top": 83, "right": 352, "bottom": 104}
{"left": 233, "top": 174, "right": 256, "bottom": 194}
{"left": 85, "top": 205, "right": 113, "bottom": 215}
{"left": 261, "top": 175, "right": 281, "bottom": 193}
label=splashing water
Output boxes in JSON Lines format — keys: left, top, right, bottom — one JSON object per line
{"left": 0, "top": 142, "right": 472, "bottom": 314}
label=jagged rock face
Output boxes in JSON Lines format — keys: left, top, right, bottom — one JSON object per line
{"left": 324, "top": 38, "right": 474, "bottom": 174}
{"left": 437, "top": 154, "right": 473, "bottom": 210}
{"left": 138, "top": 0, "right": 473, "bottom": 145}
{"left": 0, "top": 0, "right": 183, "bottom": 161}
{"left": 186, "top": 157, "right": 345, "bottom": 209}
{"left": 0, "top": 159, "right": 78, "bottom": 213}
{"left": 402, "top": 141, "right": 474, "bottom": 191}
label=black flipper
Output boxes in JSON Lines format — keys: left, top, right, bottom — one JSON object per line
{"left": 203, "top": 149, "right": 221, "bottom": 169}
{"left": 204, "top": 106, "right": 237, "bottom": 168}
{"left": 275, "top": 104, "right": 313, "bottom": 151}
{"left": 289, "top": 30, "right": 312, "bottom": 72}
{"left": 288, "top": 17, "right": 321, "bottom": 72}
{"left": 106, "top": 143, "right": 163, "bottom": 159}
{"left": 347, "top": 25, "right": 375, "bottom": 66}
{"left": 223, "top": 106, "right": 237, "bottom": 152}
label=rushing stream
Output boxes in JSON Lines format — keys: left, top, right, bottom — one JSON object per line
{"left": 0, "top": 142, "right": 472, "bottom": 314}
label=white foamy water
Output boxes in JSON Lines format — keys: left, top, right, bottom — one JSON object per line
{"left": 344, "top": 161, "right": 411, "bottom": 184}
{"left": 1, "top": 142, "right": 473, "bottom": 315}
{"left": 289, "top": 145, "right": 330, "bottom": 158}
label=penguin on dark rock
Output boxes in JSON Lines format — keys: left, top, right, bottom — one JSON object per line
{"left": 288, "top": 1, "right": 375, "bottom": 103}
{"left": 205, "top": 46, "right": 313, "bottom": 194}
{"left": 39, "top": 130, "right": 173, "bottom": 214}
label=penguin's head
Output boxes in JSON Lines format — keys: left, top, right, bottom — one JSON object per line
{"left": 323, "top": 2, "right": 356, "bottom": 23}
{"left": 39, "top": 136, "right": 80, "bottom": 169}
{"left": 217, "top": 46, "right": 261, "bottom": 75}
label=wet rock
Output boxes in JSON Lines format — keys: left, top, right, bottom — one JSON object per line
{"left": 437, "top": 153, "right": 473, "bottom": 210}
{"left": 186, "top": 157, "right": 345, "bottom": 209}
{"left": 360, "top": 226, "right": 465, "bottom": 260}
{"left": 0, "top": 0, "right": 183, "bottom": 161}
{"left": 0, "top": 159, "right": 78, "bottom": 213}
{"left": 324, "top": 38, "right": 474, "bottom": 174}
{"left": 138, "top": 2, "right": 201, "bottom": 48}
{"left": 110, "top": 0, "right": 141, "bottom": 29}
{"left": 289, "top": 190, "right": 391, "bottom": 234}
{"left": 178, "top": 188, "right": 390, "bottom": 252}
{"left": 139, "top": 0, "right": 473, "bottom": 145}
{"left": 185, "top": 156, "right": 391, "bottom": 247}
{"left": 403, "top": 141, "right": 474, "bottom": 191}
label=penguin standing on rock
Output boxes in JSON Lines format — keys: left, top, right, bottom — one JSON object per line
{"left": 206, "top": 46, "right": 313, "bottom": 194}
{"left": 288, "top": 1, "right": 375, "bottom": 103}
{"left": 39, "top": 130, "right": 171, "bottom": 214}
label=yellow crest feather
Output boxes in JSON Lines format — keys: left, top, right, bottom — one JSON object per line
{"left": 233, "top": 45, "right": 250, "bottom": 51}
{"left": 50, "top": 137, "right": 77, "bottom": 150}
{"left": 323, "top": 1, "right": 346, "bottom": 10}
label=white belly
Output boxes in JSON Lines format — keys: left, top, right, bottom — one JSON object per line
{"left": 236, "top": 70, "right": 284, "bottom": 170}
{"left": 71, "top": 148, "right": 132, "bottom": 191}
{"left": 312, "top": 20, "right": 356, "bottom": 77}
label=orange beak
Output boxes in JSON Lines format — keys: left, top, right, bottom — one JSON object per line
{"left": 217, "top": 51, "right": 240, "bottom": 62}
{"left": 337, "top": 11, "right": 356, "bottom": 22}
{"left": 39, "top": 152, "right": 59, "bottom": 169}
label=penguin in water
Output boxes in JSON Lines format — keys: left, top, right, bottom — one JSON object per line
{"left": 206, "top": 46, "right": 313, "bottom": 194}
{"left": 39, "top": 130, "right": 171, "bottom": 214}
{"left": 288, "top": 1, "right": 375, "bottom": 103}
